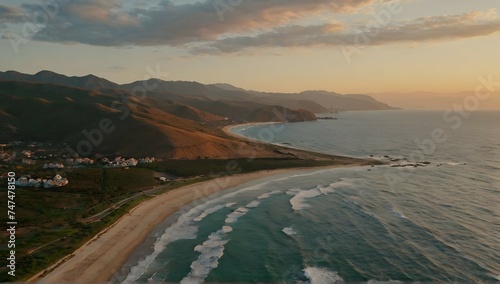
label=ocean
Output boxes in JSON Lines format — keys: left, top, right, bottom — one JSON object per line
{"left": 119, "top": 110, "right": 499, "bottom": 283}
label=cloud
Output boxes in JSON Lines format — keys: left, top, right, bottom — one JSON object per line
{"left": 5, "top": 0, "right": 377, "bottom": 46}
{"left": 191, "top": 9, "right": 500, "bottom": 54}
{"left": 190, "top": 23, "right": 348, "bottom": 54}
{"left": 2, "top": 1, "right": 499, "bottom": 54}
{"left": 0, "top": 4, "right": 24, "bottom": 24}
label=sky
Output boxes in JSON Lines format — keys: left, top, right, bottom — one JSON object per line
{"left": 0, "top": 0, "right": 499, "bottom": 100}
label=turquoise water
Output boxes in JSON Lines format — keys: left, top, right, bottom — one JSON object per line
{"left": 119, "top": 110, "right": 499, "bottom": 283}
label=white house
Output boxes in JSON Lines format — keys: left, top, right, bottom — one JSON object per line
{"left": 16, "top": 176, "right": 29, "bottom": 186}
{"left": 15, "top": 175, "right": 68, "bottom": 188}
{"left": 22, "top": 150, "right": 33, "bottom": 157}
{"left": 43, "top": 163, "right": 65, "bottom": 169}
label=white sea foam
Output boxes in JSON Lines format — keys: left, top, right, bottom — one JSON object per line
{"left": 222, "top": 225, "right": 233, "bottom": 233}
{"left": 257, "top": 190, "right": 281, "bottom": 199}
{"left": 181, "top": 201, "right": 254, "bottom": 283}
{"left": 286, "top": 188, "right": 302, "bottom": 195}
{"left": 289, "top": 187, "right": 322, "bottom": 211}
{"left": 181, "top": 229, "right": 229, "bottom": 284}
{"left": 123, "top": 206, "right": 201, "bottom": 283}
{"left": 323, "top": 179, "right": 355, "bottom": 192}
{"left": 303, "top": 267, "right": 344, "bottom": 284}
{"left": 319, "top": 186, "right": 335, "bottom": 195}
{"left": 125, "top": 170, "right": 349, "bottom": 282}
{"left": 224, "top": 212, "right": 245, "bottom": 224}
{"left": 246, "top": 200, "right": 261, "bottom": 208}
{"left": 193, "top": 213, "right": 208, "bottom": 222}
{"left": 282, "top": 227, "right": 297, "bottom": 236}
{"left": 288, "top": 180, "right": 355, "bottom": 211}
{"left": 445, "top": 162, "right": 467, "bottom": 166}
{"left": 225, "top": 207, "right": 249, "bottom": 223}
{"left": 236, "top": 207, "right": 249, "bottom": 213}
{"left": 392, "top": 208, "right": 408, "bottom": 220}
{"left": 225, "top": 202, "right": 236, "bottom": 207}
{"left": 193, "top": 204, "right": 226, "bottom": 222}
{"left": 124, "top": 185, "right": 258, "bottom": 283}
{"left": 147, "top": 272, "right": 158, "bottom": 282}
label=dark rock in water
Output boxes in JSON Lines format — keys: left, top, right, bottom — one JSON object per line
{"left": 384, "top": 155, "right": 390, "bottom": 158}
{"left": 367, "top": 169, "right": 371, "bottom": 171}
{"left": 422, "top": 161, "right": 431, "bottom": 165}
{"left": 369, "top": 155, "right": 373, "bottom": 157}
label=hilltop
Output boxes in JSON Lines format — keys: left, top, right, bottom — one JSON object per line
{"left": 0, "top": 70, "right": 396, "bottom": 159}
{"left": 0, "top": 70, "right": 397, "bottom": 113}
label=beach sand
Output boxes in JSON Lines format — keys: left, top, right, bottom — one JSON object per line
{"left": 221, "top": 122, "right": 279, "bottom": 142}
{"left": 31, "top": 168, "right": 338, "bottom": 283}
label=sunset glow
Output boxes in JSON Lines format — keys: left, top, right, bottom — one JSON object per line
{"left": 1, "top": 0, "right": 499, "bottom": 108}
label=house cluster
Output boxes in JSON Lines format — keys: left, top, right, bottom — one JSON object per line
{"left": 66, "top": 157, "right": 95, "bottom": 166}
{"left": 16, "top": 174, "right": 69, "bottom": 188}
{"left": 22, "top": 150, "right": 34, "bottom": 157}
{"left": 101, "top": 156, "right": 155, "bottom": 167}
{"left": 102, "top": 157, "right": 138, "bottom": 167}
{"left": 139, "top": 157, "right": 156, "bottom": 163}
{"left": 43, "top": 163, "right": 65, "bottom": 169}
{"left": 0, "top": 141, "right": 62, "bottom": 165}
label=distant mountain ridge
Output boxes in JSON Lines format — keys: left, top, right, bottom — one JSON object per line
{"left": 0, "top": 70, "right": 120, "bottom": 90}
{"left": 0, "top": 70, "right": 397, "bottom": 112}
{"left": 0, "top": 81, "right": 285, "bottom": 159}
{"left": 0, "top": 70, "right": 397, "bottom": 158}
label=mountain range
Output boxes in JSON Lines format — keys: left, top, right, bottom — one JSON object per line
{"left": 0, "top": 70, "right": 396, "bottom": 159}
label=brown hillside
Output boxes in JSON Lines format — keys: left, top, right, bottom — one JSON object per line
{"left": 0, "top": 81, "right": 281, "bottom": 159}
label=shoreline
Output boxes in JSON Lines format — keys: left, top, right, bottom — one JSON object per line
{"left": 221, "top": 121, "right": 282, "bottom": 143}
{"left": 33, "top": 122, "right": 375, "bottom": 283}
{"left": 32, "top": 165, "right": 360, "bottom": 283}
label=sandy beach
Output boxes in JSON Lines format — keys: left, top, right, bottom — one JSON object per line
{"left": 221, "top": 122, "right": 280, "bottom": 142}
{"left": 31, "top": 167, "right": 335, "bottom": 283}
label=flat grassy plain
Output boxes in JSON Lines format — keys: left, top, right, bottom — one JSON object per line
{"left": 141, "top": 157, "right": 366, "bottom": 177}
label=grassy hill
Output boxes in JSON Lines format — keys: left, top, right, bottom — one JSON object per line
{"left": 0, "top": 70, "right": 397, "bottom": 113}
{"left": 0, "top": 81, "right": 313, "bottom": 159}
